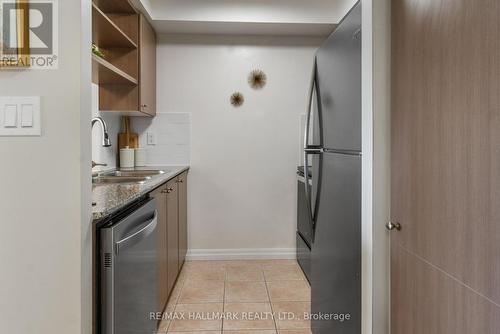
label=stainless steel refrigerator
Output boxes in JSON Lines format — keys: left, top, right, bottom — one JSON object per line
{"left": 302, "top": 3, "right": 362, "bottom": 333}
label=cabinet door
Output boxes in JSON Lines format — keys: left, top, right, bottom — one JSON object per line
{"left": 150, "top": 185, "right": 168, "bottom": 311}
{"left": 177, "top": 172, "right": 188, "bottom": 269}
{"left": 139, "top": 14, "right": 156, "bottom": 116}
{"left": 166, "top": 179, "right": 179, "bottom": 294}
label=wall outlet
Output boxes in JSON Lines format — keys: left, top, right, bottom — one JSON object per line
{"left": 147, "top": 132, "right": 157, "bottom": 145}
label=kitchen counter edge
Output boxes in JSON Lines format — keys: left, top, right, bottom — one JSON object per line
{"left": 92, "top": 166, "right": 189, "bottom": 222}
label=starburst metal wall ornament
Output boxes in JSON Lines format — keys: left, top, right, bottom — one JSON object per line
{"left": 248, "top": 69, "right": 267, "bottom": 89}
{"left": 230, "top": 92, "right": 244, "bottom": 107}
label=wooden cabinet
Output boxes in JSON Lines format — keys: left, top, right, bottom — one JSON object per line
{"left": 150, "top": 184, "right": 168, "bottom": 311}
{"left": 166, "top": 179, "right": 179, "bottom": 294}
{"left": 92, "top": 0, "right": 156, "bottom": 116}
{"left": 138, "top": 15, "right": 156, "bottom": 116}
{"left": 149, "top": 171, "right": 188, "bottom": 310}
{"left": 177, "top": 172, "right": 188, "bottom": 269}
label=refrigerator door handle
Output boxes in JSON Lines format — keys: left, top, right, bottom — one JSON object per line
{"left": 303, "top": 151, "right": 312, "bottom": 223}
{"left": 303, "top": 59, "right": 317, "bottom": 225}
{"left": 304, "top": 58, "right": 317, "bottom": 151}
{"left": 305, "top": 148, "right": 323, "bottom": 154}
{"left": 303, "top": 58, "right": 325, "bottom": 229}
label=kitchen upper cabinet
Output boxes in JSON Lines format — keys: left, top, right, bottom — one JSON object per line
{"left": 177, "top": 172, "right": 188, "bottom": 269}
{"left": 166, "top": 179, "right": 179, "bottom": 295}
{"left": 92, "top": 0, "right": 157, "bottom": 116}
{"left": 138, "top": 14, "right": 156, "bottom": 116}
{"left": 150, "top": 185, "right": 168, "bottom": 311}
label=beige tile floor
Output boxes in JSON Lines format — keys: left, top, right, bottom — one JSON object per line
{"left": 158, "top": 260, "right": 312, "bottom": 334}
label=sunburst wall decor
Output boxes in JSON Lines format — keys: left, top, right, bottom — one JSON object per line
{"left": 248, "top": 69, "right": 267, "bottom": 89}
{"left": 230, "top": 92, "right": 244, "bottom": 107}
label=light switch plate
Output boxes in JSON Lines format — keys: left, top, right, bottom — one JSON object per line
{"left": 21, "top": 104, "right": 34, "bottom": 127}
{"left": 0, "top": 97, "right": 41, "bottom": 136}
{"left": 147, "top": 132, "right": 157, "bottom": 145}
{"left": 4, "top": 105, "right": 18, "bottom": 127}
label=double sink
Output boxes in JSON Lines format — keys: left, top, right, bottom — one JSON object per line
{"left": 93, "top": 169, "right": 167, "bottom": 185}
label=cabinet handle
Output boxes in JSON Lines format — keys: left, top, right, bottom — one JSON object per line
{"left": 161, "top": 189, "right": 168, "bottom": 194}
{"left": 177, "top": 179, "right": 184, "bottom": 183}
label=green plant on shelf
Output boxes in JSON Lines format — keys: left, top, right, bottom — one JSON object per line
{"left": 92, "top": 43, "right": 105, "bottom": 59}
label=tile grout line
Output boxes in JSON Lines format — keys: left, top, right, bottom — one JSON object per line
{"left": 166, "top": 267, "right": 188, "bottom": 333}
{"left": 263, "top": 270, "right": 279, "bottom": 333}
{"left": 170, "top": 260, "right": 304, "bottom": 334}
{"left": 222, "top": 264, "right": 228, "bottom": 333}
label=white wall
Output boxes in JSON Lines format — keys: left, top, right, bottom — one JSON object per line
{"left": 156, "top": 34, "right": 322, "bottom": 256}
{"left": 81, "top": 2, "right": 93, "bottom": 333}
{"left": 0, "top": 0, "right": 91, "bottom": 333}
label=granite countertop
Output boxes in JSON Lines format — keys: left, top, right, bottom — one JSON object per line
{"left": 92, "top": 166, "right": 189, "bottom": 221}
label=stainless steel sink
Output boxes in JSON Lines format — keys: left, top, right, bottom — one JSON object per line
{"left": 100, "top": 170, "right": 167, "bottom": 177}
{"left": 92, "top": 176, "right": 151, "bottom": 185}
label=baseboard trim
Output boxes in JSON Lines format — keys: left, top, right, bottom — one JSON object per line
{"left": 185, "top": 248, "right": 297, "bottom": 261}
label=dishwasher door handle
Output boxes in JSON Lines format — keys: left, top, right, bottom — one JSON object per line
{"left": 114, "top": 211, "right": 158, "bottom": 254}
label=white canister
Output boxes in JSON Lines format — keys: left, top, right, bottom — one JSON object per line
{"left": 120, "top": 147, "right": 135, "bottom": 168}
{"left": 134, "top": 148, "right": 147, "bottom": 167}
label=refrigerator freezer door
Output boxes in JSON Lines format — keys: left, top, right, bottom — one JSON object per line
{"left": 311, "top": 152, "right": 361, "bottom": 334}
{"left": 316, "top": 3, "right": 361, "bottom": 152}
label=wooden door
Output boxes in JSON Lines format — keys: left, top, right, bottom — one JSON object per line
{"left": 391, "top": 0, "right": 500, "bottom": 333}
{"left": 139, "top": 14, "right": 156, "bottom": 116}
{"left": 150, "top": 185, "right": 168, "bottom": 312}
{"left": 166, "top": 179, "right": 179, "bottom": 294}
{"left": 177, "top": 172, "right": 188, "bottom": 269}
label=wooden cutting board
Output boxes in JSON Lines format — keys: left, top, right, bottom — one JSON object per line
{"left": 118, "top": 116, "right": 139, "bottom": 149}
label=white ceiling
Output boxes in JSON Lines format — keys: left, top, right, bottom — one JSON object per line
{"left": 135, "top": 0, "right": 358, "bottom": 36}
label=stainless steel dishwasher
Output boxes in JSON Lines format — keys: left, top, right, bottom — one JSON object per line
{"left": 99, "top": 198, "right": 158, "bottom": 334}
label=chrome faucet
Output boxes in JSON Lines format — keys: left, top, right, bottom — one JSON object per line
{"left": 92, "top": 116, "right": 111, "bottom": 169}
{"left": 92, "top": 116, "right": 111, "bottom": 147}
{"left": 92, "top": 161, "right": 107, "bottom": 168}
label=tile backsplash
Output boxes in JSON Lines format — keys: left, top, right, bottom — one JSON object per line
{"left": 133, "top": 112, "right": 191, "bottom": 166}
{"left": 92, "top": 84, "right": 191, "bottom": 168}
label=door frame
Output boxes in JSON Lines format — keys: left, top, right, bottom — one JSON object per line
{"left": 360, "top": 0, "right": 392, "bottom": 333}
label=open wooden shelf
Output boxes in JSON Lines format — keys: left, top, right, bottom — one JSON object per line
{"left": 91, "top": 0, "right": 155, "bottom": 116}
{"left": 93, "top": 0, "right": 136, "bottom": 14}
{"left": 92, "top": 4, "right": 137, "bottom": 48}
{"left": 92, "top": 54, "right": 138, "bottom": 85}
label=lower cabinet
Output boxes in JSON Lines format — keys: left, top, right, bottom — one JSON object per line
{"left": 177, "top": 171, "right": 188, "bottom": 269}
{"left": 151, "top": 171, "right": 188, "bottom": 312}
{"left": 166, "top": 178, "right": 179, "bottom": 295}
{"left": 150, "top": 184, "right": 169, "bottom": 312}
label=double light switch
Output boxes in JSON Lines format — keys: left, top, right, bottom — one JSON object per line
{"left": 0, "top": 97, "right": 41, "bottom": 136}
